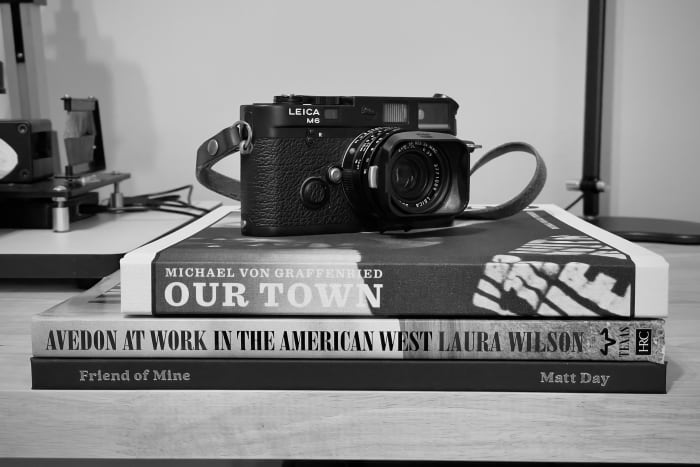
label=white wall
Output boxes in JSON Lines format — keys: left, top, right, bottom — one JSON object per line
{"left": 25, "top": 0, "right": 586, "bottom": 210}
{"left": 10, "top": 0, "right": 698, "bottom": 222}
{"left": 603, "top": 0, "right": 700, "bottom": 222}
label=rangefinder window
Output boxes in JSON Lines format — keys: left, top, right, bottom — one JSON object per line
{"left": 418, "top": 102, "right": 450, "bottom": 130}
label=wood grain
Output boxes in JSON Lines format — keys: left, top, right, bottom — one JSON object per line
{"left": 1, "top": 243, "right": 699, "bottom": 462}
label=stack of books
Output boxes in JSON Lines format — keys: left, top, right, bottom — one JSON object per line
{"left": 30, "top": 204, "right": 668, "bottom": 392}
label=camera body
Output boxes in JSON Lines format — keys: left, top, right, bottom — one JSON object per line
{"left": 237, "top": 94, "right": 475, "bottom": 236}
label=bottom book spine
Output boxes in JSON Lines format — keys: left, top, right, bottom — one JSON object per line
{"left": 31, "top": 358, "right": 668, "bottom": 393}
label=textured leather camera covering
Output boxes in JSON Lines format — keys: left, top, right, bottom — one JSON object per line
{"left": 241, "top": 137, "right": 360, "bottom": 235}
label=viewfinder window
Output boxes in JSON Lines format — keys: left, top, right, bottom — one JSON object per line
{"left": 418, "top": 103, "right": 449, "bottom": 130}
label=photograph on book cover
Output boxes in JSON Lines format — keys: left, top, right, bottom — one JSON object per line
{"left": 121, "top": 204, "right": 667, "bottom": 318}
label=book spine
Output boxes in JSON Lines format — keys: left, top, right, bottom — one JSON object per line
{"left": 32, "top": 318, "right": 665, "bottom": 363}
{"left": 30, "top": 358, "right": 668, "bottom": 393}
{"left": 149, "top": 260, "right": 640, "bottom": 318}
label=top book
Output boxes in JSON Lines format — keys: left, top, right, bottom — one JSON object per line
{"left": 121, "top": 205, "right": 668, "bottom": 318}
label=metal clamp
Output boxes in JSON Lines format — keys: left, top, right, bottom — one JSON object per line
{"left": 233, "top": 120, "right": 253, "bottom": 154}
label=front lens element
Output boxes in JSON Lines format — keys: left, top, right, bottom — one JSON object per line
{"left": 391, "top": 151, "right": 433, "bottom": 204}
{"left": 389, "top": 141, "right": 447, "bottom": 214}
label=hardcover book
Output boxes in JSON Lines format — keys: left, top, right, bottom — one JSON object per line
{"left": 32, "top": 272, "right": 665, "bottom": 363}
{"left": 120, "top": 205, "right": 668, "bottom": 318}
{"left": 31, "top": 358, "right": 668, "bottom": 393}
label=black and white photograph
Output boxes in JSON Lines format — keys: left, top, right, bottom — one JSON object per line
{"left": 1, "top": 0, "right": 699, "bottom": 465}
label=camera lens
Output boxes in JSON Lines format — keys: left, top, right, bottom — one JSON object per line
{"left": 388, "top": 141, "right": 447, "bottom": 214}
{"left": 341, "top": 127, "right": 464, "bottom": 224}
{"left": 391, "top": 151, "right": 433, "bottom": 204}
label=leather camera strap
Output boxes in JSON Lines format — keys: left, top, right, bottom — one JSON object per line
{"left": 195, "top": 122, "right": 252, "bottom": 201}
{"left": 458, "top": 141, "right": 547, "bottom": 220}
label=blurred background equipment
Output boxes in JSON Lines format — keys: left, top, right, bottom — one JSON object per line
{"left": 0, "top": 0, "right": 130, "bottom": 230}
{"left": 0, "top": 95, "right": 129, "bottom": 230}
{"left": 567, "top": 0, "right": 700, "bottom": 244}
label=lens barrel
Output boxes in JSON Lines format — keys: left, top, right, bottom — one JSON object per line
{"left": 341, "top": 127, "right": 401, "bottom": 214}
{"left": 341, "top": 128, "right": 458, "bottom": 221}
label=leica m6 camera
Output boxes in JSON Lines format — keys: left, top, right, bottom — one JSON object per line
{"left": 196, "top": 94, "right": 478, "bottom": 236}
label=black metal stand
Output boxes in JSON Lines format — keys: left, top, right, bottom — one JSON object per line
{"left": 575, "top": 0, "right": 700, "bottom": 244}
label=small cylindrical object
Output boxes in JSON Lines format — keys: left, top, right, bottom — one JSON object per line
{"left": 52, "top": 200, "right": 70, "bottom": 232}
{"left": 110, "top": 192, "right": 124, "bottom": 209}
{"left": 52, "top": 186, "right": 70, "bottom": 232}
{"left": 110, "top": 182, "right": 124, "bottom": 209}
{"left": 565, "top": 180, "right": 581, "bottom": 191}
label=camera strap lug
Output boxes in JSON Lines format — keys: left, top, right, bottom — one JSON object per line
{"left": 195, "top": 120, "right": 253, "bottom": 200}
{"left": 463, "top": 141, "right": 483, "bottom": 151}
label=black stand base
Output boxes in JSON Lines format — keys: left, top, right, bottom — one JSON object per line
{"left": 589, "top": 216, "right": 700, "bottom": 244}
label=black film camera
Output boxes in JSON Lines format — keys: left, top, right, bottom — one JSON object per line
{"left": 197, "top": 94, "right": 480, "bottom": 236}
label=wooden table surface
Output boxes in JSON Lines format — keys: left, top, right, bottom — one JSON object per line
{"left": 1, "top": 243, "right": 699, "bottom": 463}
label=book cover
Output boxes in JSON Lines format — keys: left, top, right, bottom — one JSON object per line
{"left": 121, "top": 205, "right": 668, "bottom": 318}
{"left": 30, "top": 358, "right": 668, "bottom": 393}
{"left": 32, "top": 272, "right": 665, "bottom": 363}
